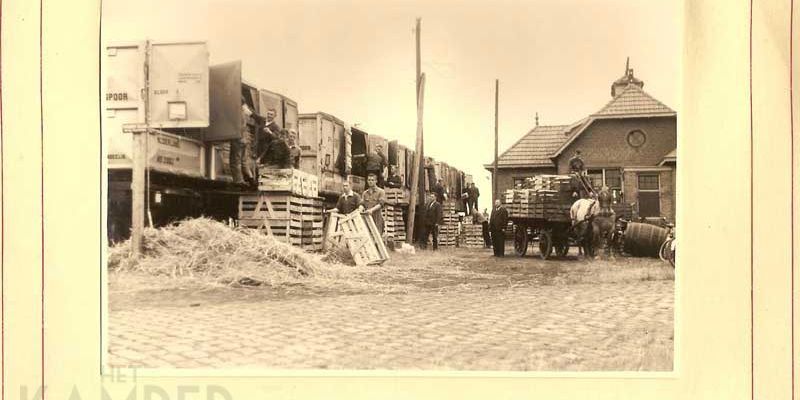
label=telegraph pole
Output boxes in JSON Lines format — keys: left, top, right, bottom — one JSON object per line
{"left": 493, "top": 79, "right": 499, "bottom": 203}
{"left": 407, "top": 18, "right": 424, "bottom": 245}
{"left": 129, "top": 42, "right": 152, "bottom": 257}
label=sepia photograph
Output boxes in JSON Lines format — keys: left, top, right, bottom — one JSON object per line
{"left": 102, "top": 0, "right": 679, "bottom": 371}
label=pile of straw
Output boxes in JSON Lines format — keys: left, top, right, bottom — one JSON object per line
{"left": 108, "top": 218, "right": 328, "bottom": 286}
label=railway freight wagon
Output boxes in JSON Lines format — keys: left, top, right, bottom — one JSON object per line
{"left": 105, "top": 41, "right": 215, "bottom": 242}
{"left": 298, "top": 112, "right": 350, "bottom": 199}
{"left": 349, "top": 127, "right": 369, "bottom": 192}
{"left": 206, "top": 62, "right": 298, "bottom": 182}
{"left": 104, "top": 41, "right": 299, "bottom": 242}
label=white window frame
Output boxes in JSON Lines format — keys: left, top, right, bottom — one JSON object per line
{"left": 587, "top": 167, "right": 624, "bottom": 203}
{"left": 637, "top": 173, "right": 661, "bottom": 193}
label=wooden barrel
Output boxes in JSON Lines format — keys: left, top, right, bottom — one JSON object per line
{"left": 624, "top": 222, "right": 668, "bottom": 257}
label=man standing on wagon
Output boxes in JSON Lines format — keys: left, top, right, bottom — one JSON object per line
{"left": 385, "top": 165, "right": 403, "bottom": 188}
{"left": 569, "top": 150, "right": 585, "bottom": 175}
{"left": 467, "top": 183, "right": 480, "bottom": 216}
{"left": 365, "top": 144, "right": 388, "bottom": 187}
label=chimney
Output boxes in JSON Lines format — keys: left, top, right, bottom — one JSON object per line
{"left": 535, "top": 112, "right": 539, "bottom": 127}
{"left": 611, "top": 57, "right": 644, "bottom": 97}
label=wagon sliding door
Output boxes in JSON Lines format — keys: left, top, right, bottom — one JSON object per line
{"left": 206, "top": 61, "right": 242, "bottom": 142}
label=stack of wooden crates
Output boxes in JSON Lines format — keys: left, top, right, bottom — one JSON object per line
{"left": 460, "top": 223, "right": 485, "bottom": 248}
{"left": 382, "top": 188, "right": 409, "bottom": 245}
{"left": 503, "top": 175, "right": 573, "bottom": 222}
{"left": 439, "top": 200, "right": 459, "bottom": 247}
{"left": 238, "top": 168, "right": 324, "bottom": 251}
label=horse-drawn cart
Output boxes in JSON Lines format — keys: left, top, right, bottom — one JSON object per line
{"left": 503, "top": 175, "right": 586, "bottom": 260}
{"left": 510, "top": 215, "right": 574, "bottom": 259}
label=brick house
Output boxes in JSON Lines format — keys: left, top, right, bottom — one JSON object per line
{"left": 485, "top": 66, "right": 677, "bottom": 221}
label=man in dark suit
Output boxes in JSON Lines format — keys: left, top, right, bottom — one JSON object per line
{"left": 467, "top": 183, "right": 480, "bottom": 216}
{"left": 420, "top": 193, "right": 443, "bottom": 250}
{"left": 489, "top": 199, "right": 509, "bottom": 257}
{"left": 433, "top": 178, "right": 446, "bottom": 203}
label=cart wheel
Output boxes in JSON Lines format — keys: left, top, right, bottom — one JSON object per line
{"left": 539, "top": 230, "right": 553, "bottom": 260}
{"left": 514, "top": 225, "right": 529, "bottom": 256}
{"left": 555, "top": 242, "right": 569, "bottom": 257}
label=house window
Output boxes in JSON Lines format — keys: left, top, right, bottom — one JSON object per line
{"left": 637, "top": 173, "right": 660, "bottom": 217}
{"left": 587, "top": 168, "right": 623, "bottom": 204}
{"left": 587, "top": 170, "right": 604, "bottom": 190}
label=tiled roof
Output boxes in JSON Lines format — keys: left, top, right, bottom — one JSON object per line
{"left": 487, "top": 125, "right": 569, "bottom": 168}
{"left": 593, "top": 84, "right": 675, "bottom": 117}
{"left": 660, "top": 148, "right": 677, "bottom": 165}
{"left": 489, "top": 82, "right": 676, "bottom": 170}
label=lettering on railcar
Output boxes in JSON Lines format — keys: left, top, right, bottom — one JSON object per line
{"left": 156, "top": 155, "right": 176, "bottom": 165}
{"left": 157, "top": 136, "right": 180, "bottom": 148}
{"left": 105, "top": 92, "right": 129, "bottom": 101}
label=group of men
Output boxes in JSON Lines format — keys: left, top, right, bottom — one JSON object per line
{"left": 418, "top": 195, "right": 509, "bottom": 255}
{"left": 462, "top": 182, "right": 480, "bottom": 215}
{"left": 231, "top": 100, "right": 302, "bottom": 186}
{"left": 329, "top": 173, "right": 388, "bottom": 234}
{"left": 353, "top": 143, "right": 407, "bottom": 190}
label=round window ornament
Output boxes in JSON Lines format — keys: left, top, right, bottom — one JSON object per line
{"left": 626, "top": 130, "right": 646, "bottom": 148}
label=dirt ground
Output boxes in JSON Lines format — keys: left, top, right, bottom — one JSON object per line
{"left": 108, "top": 244, "right": 675, "bottom": 371}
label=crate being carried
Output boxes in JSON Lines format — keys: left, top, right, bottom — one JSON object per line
{"left": 323, "top": 211, "right": 389, "bottom": 266}
{"left": 238, "top": 192, "right": 324, "bottom": 251}
{"left": 258, "top": 168, "right": 319, "bottom": 198}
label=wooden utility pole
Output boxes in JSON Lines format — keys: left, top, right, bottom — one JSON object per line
{"left": 131, "top": 131, "right": 146, "bottom": 257}
{"left": 416, "top": 18, "right": 424, "bottom": 207}
{"left": 407, "top": 17, "right": 423, "bottom": 245}
{"left": 493, "top": 79, "right": 499, "bottom": 203}
{"left": 407, "top": 74, "right": 426, "bottom": 245}
{"left": 130, "top": 41, "right": 151, "bottom": 257}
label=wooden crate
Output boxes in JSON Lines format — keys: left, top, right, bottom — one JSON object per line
{"left": 238, "top": 192, "right": 324, "bottom": 251}
{"left": 381, "top": 204, "right": 407, "bottom": 242}
{"left": 323, "top": 211, "right": 389, "bottom": 266}
{"left": 319, "top": 171, "right": 344, "bottom": 196}
{"left": 384, "top": 188, "right": 410, "bottom": 206}
{"left": 460, "top": 223, "right": 486, "bottom": 248}
{"left": 259, "top": 168, "right": 319, "bottom": 198}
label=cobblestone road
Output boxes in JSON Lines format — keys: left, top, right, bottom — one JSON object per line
{"left": 109, "top": 279, "right": 673, "bottom": 371}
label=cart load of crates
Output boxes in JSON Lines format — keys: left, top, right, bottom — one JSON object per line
{"left": 504, "top": 174, "right": 584, "bottom": 259}
{"left": 504, "top": 175, "right": 574, "bottom": 221}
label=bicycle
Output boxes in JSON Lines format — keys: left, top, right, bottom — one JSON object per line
{"left": 659, "top": 223, "right": 676, "bottom": 268}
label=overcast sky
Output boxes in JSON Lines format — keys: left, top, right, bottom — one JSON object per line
{"left": 103, "top": 0, "right": 680, "bottom": 203}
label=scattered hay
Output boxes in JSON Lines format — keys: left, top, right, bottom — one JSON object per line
{"left": 321, "top": 243, "right": 356, "bottom": 266}
{"left": 108, "top": 218, "right": 330, "bottom": 286}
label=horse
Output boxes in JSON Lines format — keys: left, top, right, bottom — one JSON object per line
{"left": 570, "top": 199, "right": 617, "bottom": 258}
